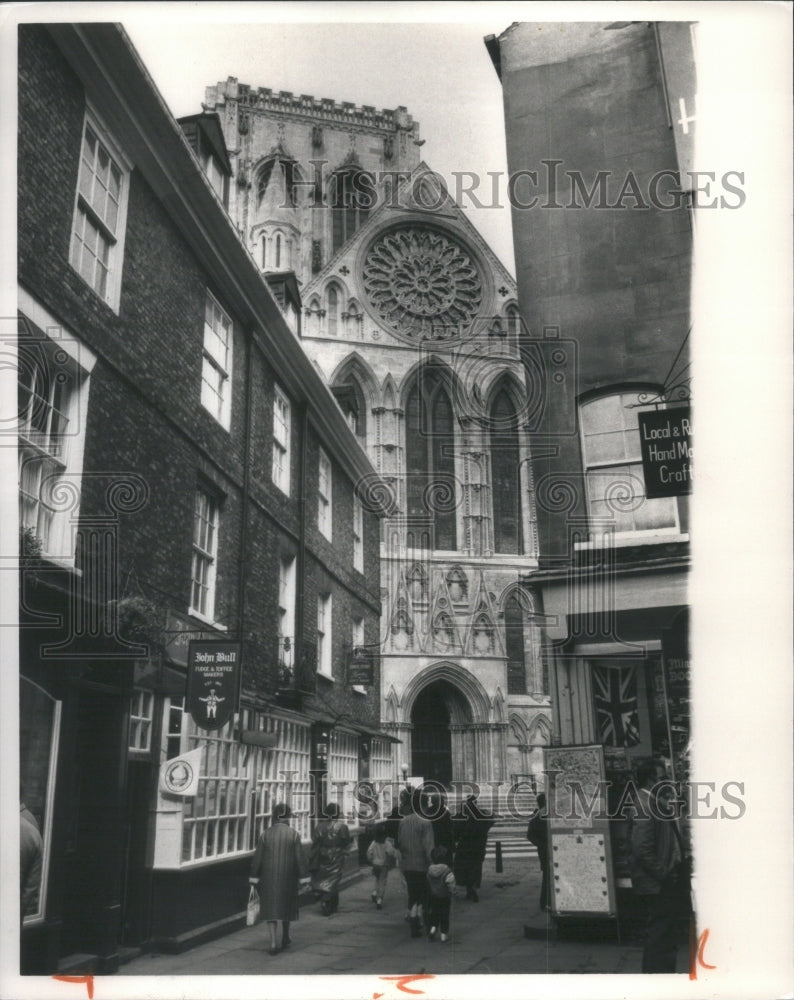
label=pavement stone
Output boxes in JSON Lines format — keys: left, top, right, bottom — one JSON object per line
{"left": 117, "top": 855, "right": 690, "bottom": 978}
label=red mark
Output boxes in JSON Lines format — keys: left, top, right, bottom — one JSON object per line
{"left": 52, "top": 975, "right": 94, "bottom": 998}
{"left": 689, "top": 926, "right": 716, "bottom": 980}
{"left": 377, "top": 974, "right": 435, "bottom": 995}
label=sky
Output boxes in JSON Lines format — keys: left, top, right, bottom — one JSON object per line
{"left": 122, "top": 10, "right": 519, "bottom": 274}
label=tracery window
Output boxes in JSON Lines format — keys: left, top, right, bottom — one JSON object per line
{"left": 490, "top": 388, "right": 522, "bottom": 554}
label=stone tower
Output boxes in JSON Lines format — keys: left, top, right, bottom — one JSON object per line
{"left": 205, "top": 77, "right": 552, "bottom": 800}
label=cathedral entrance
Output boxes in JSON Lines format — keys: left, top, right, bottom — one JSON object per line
{"left": 410, "top": 679, "right": 471, "bottom": 787}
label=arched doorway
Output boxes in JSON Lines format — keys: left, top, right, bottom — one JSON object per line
{"left": 410, "top": 680, "right": 470, "bottom": 786}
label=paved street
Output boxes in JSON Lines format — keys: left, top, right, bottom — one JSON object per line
{"left": 117, "top": 852, "right": 688, "bottom": 978}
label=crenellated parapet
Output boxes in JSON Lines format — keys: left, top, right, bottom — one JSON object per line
{"left": 205, "top": 77, "right": 420, "bottom": 136}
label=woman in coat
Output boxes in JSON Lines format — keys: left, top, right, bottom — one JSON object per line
{"left": 309, "top": 802, "right": 351, "bottom": 915}
{"left": 249, "top": 802, "right": 308, "bottom": 954}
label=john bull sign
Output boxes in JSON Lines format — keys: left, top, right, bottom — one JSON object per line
{"left": 638, "top": 406, "right": 692, "bottom": 499}
{"left": 187, "top": 640, "right": 241, "bottom": 731}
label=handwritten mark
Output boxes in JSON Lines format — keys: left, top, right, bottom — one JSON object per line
{"left": 374, "top": 974, "right": 435, "bottom": 997}
{"left": 52, "top": 975, "right": 94, "bottom": 998}
{"left": 689, "top": 927, "right": 716, "bottom": 980}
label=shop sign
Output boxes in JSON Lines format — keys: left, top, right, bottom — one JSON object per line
{"left": 347, "top": 645, "right": 377, "bottom": 686}
{"left": 638, "top": 406, "right": 692, "bottom": 498}
{"left": 186, "top": 640, "right": 241, "bottom": 731}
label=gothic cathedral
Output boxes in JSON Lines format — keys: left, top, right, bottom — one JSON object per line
{"left": 205, "top": 78, "right": 551, "bottom": 797}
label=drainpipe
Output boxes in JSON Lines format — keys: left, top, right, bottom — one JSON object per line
{"left": 236, "top": 331, "right": 253, "bottom": 717}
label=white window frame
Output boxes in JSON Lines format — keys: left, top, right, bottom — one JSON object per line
{"left": 69, "top": 109, "right": 130, "bottom": 311}
{"left": 18, "top": 291, "right": 95, "bottom": 565}
{"left": 278, "top": 555, "right": 296, "bottom": 667}
{"left": 190, "top": 488, "right": 220, "bottom": 623}
{"left": 272, "top": 385, "right": 291, "bottom": 494}
{"left": 328, "top": 730, "right": 359, "bottom": 823}
{"left": 317, "top": 592, "right": 333, "bottom": 677}
{"left": 352, "top": 616, "right": 367, "bottom": 695}
{"left": 318, "top": 448, "right": 332, "bottom": 540}
{"left": 579, "top": 390, "right": 680, "bottom": 539}
{"left": 180, "top": 716, "right": 249, "bottom": 864}
{"left": 245, "top": 710, "right": 312, "bottom": 844}
{"left": 353, "top": 496, "right": 364, "bottom": 572}
{"left": 128, "top": 688, "right": 155, "bottom": 753}
{"left": 201, "top": 291, "right": 233, "bottom": 429}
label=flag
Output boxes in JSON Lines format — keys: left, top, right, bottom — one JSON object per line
{"left": 159, "top": 746, "right": 203, "bottom": 797}
{"left": 592, "top": 665, "right": 641, "bottom": 747}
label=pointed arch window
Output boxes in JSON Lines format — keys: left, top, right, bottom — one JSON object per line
{"left": 504, "top": 592, "right": 527, "bottom": 694}
{"left": 490, "top": 388, "right": 522, "bottom": 554}
{"left": 405, "top": 373, "right": 457, "bottom": 550}
{"left": 327, "top": 285, "right": 339, "bottom": 336}
{"left": 258, "top": 157, "right": 300, "bottom": 208}
{"left": 331, "top": 168, "right": 373, "bottom": 253}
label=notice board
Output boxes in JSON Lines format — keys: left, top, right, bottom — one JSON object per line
{"left": 545, "top": 744, "right": 617, "bottom": 919}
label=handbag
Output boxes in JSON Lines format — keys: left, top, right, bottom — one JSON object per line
{"left": 246, "top": 884, "right": 260, "bottom": 926}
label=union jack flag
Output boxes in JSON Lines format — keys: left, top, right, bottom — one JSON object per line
{"left": 592, "top": 665, "right": 640, "bottom": 747}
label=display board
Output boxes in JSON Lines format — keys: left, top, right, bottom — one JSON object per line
{"left": 545, "top": 744, "right": 617, "bottom": 919}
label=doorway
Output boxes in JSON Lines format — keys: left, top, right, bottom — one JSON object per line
{"left": 411, "top": 682, "right": 454, "bottom": 786}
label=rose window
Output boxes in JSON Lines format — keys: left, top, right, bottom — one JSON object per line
{"left": 363, "top": 226, "right": 483, "bottom": 340}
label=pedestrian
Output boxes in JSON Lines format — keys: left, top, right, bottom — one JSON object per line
{"left": 628, "top": 760, "right": 691, "bottom": 973}
{"left": 20, "top": 802, "right": 42, "bottom": 922}
{"left": 397, "top": 787, "right": 435, "bottom": 937}
{"left": 366, "top": 822, "right": 400, "bottom": 909}
{"left": 309, "top": 801, "right": 351, "bottom": 916}
{"left": 423, "top": 787, "right": 455, "bottom": 859}
{"left": 426, "top": 845, "right": 456, "bottom": 942}
{"left": 526, "top": 791, "right": 550, "bottom": 911}
{"left": 249, "top": 802, "right": 308, "bottom": 955}
{"left": 452, "top": 794, "right": 493, "bottom": 901}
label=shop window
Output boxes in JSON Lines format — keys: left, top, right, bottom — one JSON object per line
{"left": 181, "top": 716, "right": 249, "bottom": 863}
{"left": 247, "top": 711, "right": 312, "bottom": 844}
{"left": 69, "top": 113, "right": 129, "bottom": 310}
{"left": 201, "top": 291, "right": 233, "bottom": 429}
{"left": 580, "top": 390, "right": 678, "bottom": 535}
{"left": 328, "top": 729, "right": 359, "bottom": 821}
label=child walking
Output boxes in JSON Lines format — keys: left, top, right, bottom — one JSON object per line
{"left": 366, "top": 823, "right": 399, "bottom": 909}
{"left": 426, "top": 845, "right": 456, "bottom": 942}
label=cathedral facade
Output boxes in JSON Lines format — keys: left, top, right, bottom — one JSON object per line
{"left": 205, "top": 78, "right": 552, "bottom": 797}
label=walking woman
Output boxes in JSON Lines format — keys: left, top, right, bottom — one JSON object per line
{"left": 249, "top": 803, "right": 308, "bottom": 955}
{"left": 397, "top": 787, "right": 435, "bottom": 937}
{"left": 453, "top": 794, "right": 494, "bottom": 901}
{"left": 309, "top": 802, "right": 351, "bottom": 915}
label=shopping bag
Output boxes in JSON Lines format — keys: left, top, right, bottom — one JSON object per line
{"left": 246, "top": 885, "right": 260, "bottom": 926}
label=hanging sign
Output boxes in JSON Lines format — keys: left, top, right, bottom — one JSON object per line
{"left": 638, "top": 406, "right": 692, "bottom": 498}
{"left": 186, "top": 640, "right": 240, "bottom": 731}
{"left": 347, "top": 645, "right": 377, "bottom": 686}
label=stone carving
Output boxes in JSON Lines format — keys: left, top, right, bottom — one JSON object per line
{"left": 363, "top": 226, "right": 483, "bottom": 341}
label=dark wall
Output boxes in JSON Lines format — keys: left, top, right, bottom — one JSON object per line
{"left": 500, "top": 25, "right": 692, "bottom": 559}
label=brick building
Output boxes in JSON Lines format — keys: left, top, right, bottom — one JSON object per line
{"left": 17, "top": 23, "right": 394, "bottom": 972}
{"left": 202, "top": 76, "right": 552, "bottom": 801}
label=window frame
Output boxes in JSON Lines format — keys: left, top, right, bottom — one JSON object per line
{"left": 353, "top": 495, "right": 364, "bottom": 572}
{"left": 317, "top": 592, "right": 333, "bottom": 678}
{"left": 128, "top": 688, "right": 156, "bottom": 754}
{"left": 579, "top": 389, "right": 681, "bottom": 538}
{"left": 278, "top": 555, "right": 297, "bottom": 667}
{"left": 17, "top": 293, "right": 96, "bottom": 565}
{"left": 351, "top": 616, "right": 367, "bottom": 694}
{"left": 69, "top": 108, "right": 130, "bottom": 311}
{"left": 318, "top": 447, "right": 333, "bottom": 540}
{"left": 272, "top": 385, "right": 291, "bottom": 495}
{"left": 190, "top": 487, "right": 221, "bottom": 624}
{"left": 201, "top": 290, "right": 233, "bottom": 430}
